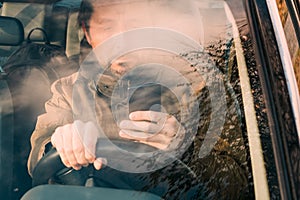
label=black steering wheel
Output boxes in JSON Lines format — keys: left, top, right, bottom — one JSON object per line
{"left": 32, "top": 139, "right": 196, "bottom": 187}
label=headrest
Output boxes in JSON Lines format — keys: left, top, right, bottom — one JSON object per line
{"left": 0, "top": 16, "right": 24, "bottom": 46}
{"left": 1, "top": 2, "right": 51, "bottom": 42}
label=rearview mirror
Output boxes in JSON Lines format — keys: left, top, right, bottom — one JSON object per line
{"left": 0, "top": 16, "right": 24, "bottom": 46}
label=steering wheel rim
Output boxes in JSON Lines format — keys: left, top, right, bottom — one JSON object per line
{"left": 32, "top": 139, "right": 158, "bottom": 186}
{"left": 32, "top": 139, "right": 196, "bottom": 187}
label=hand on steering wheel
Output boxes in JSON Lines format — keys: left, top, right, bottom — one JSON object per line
{"left": 32, "top": 138, "right": 158, "bottom": 186}
{"left": 32, "top": 117, "right": 192, "bottom": 187}
{"left": 51, "top": 112, "right": 184, "bottom": 172}
{"left": 51, "top": 120, "right": 104, "bottom": 171}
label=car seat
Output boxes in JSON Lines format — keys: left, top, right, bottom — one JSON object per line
{"left": 0, "top": 1, "right": 83, "bottom": 62}
{"left": 0, "top": 2, "right": 52, "bottom": 57}
{"left": 0, "top": 2, "right": 80, "bottom": 198}
{"left": 0, "top": 15, "right": 24, "bottom": 200}
{"left": 51, "top": 0, "right": 84, "bottom": 62}
{"left": 0, "top": 4, "right": 53, "bottom": 198}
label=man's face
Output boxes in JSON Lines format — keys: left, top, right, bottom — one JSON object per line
{"left": 85, "top": 1, "right": 201, "bottom": 76}
{"left": 87, "top": 1, "right": 149, "bottom": 48}
{"left": 86, "top": 1, "right": 200, "bottom": 48}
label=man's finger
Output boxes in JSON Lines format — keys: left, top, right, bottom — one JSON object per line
{"left": 93, "top": 157, "right": 107, "bottom": 170}
{"left": 129, "top": 111, "right": 168, "bottom": 123}
{"left": 119, "top": 120, "right": 161, "bottom": 134}
{"left": 62, "top": 128, "right": 81, "bottom": 170}
{"left": 120, "top": 130, "right": 170, "bottom": 149}
{"left": 52, "top": 127, "right": 71, "bottom": 168}
{"left": 119, "top": 129, "right": 155, "bottom": 139}
{"left": 83, "top": 122, "right": 98, "bottom": 163}
{"left": 55, "top": 146, "right": 71, "bottom": 168}
{"left": 72, "top": 126, "right": 89, "bottom": 166}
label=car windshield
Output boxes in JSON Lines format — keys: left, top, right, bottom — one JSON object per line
{"left": 0, "top": 0, "right": 299, "bottom": 200}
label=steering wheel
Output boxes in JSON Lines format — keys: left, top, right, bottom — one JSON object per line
{"left": 32, "top": 139, "right": 196, "bottom": 187}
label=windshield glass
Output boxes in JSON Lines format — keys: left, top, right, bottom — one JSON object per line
{"left": 0, "top": 0, "right": 271, "bottom": 199}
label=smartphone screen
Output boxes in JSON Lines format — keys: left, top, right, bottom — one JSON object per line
{"left": 129, "top": 83, "right": 161, "bottom": 113}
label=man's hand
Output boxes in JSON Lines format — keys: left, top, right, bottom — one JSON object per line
{"left": 119, "top": 111, "right": 184, "bottom": 149}
{"left": 51, "top": 120, "right": 103, "bottom": 170}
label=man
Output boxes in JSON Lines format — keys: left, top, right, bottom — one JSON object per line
{"left": 28, "top": 0, "right": 249, "bottom": 199}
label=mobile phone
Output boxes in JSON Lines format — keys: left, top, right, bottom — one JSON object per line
{"left": 128, "top": 83, "right": 161, "bottom": 113}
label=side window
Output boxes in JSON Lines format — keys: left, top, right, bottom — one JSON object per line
{"left": 276, "top": 0, "right": 300, "bottom": 93}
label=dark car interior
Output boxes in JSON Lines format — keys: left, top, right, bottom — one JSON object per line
{"left": 1, "top": 1, "right": 254, "bottom": 199}
{"left": 0, "top": 1, "right": 82, "bottom": 199}
{"left": 0, "top": 2, "right": 179, "bottom": 199}
{"left": 1, "top": 0, "right": 299, "bottom": 199}
{"left": 0, "top": 1, "right": 245, "bottom": 199}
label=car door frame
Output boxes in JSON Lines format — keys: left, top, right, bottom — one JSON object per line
{"left": 245, "top": 0, "right": 300, "bottom": 199}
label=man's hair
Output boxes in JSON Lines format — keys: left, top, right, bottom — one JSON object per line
{"left": 78, "top": 0, "right": 192, "bottom": 33}
{"left": 78, "top": 0, "right": 142, "bottom": 32}
{"left": 78, "top": 0, "right": 93, "bottom": 33}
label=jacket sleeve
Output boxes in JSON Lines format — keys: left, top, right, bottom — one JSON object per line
{"left": 27, "top": 73, "right": 77, "bottom": 176}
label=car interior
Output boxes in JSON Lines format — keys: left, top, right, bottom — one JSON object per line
{"left": 1, "top": 0, "right": 299, "bottom": 199}
{"left": 0, "top": 1, "right": 250, "bottom": 199}
{"left": 0, "top": 1, "right": 84, "bottom": 199}
{"left": 0, "top": 2, "right": 194, "bottom": 198}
